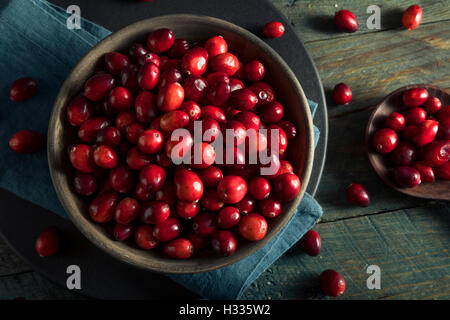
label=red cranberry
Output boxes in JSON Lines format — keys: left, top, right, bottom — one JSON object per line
{"left": 137, "top": 62, "right": 160, "bottom": 90}
{"left": 165, "top": 131, "right": 194, "bottom": 162}
{"left": 10, "top": 77, "right": 38, "bottom": 102}
{"left": 403, "top": 88, "right": 429, "bottom": 107}
{"left": 334, "top": 10, "right": 358, "bottom": 32}
{"left": 248, "top": 177, "right": 271, "bottom": 200}
{"left": 105, "top": 52, "right": 130, "bottom": 75}
{"left": 320, "top": 270, "right": 346, "bottom": 297}
{"left": 424, "top": 140, "right": 450, "bottom": 167}
{"left": 245, "top": 60, "right": 265, "bottom": 82}
{"left": 181, "top": 101, "right": 202, "bottom": 121}
{"left": 404, "top": 107, "right": 427, "bottom": 125}
{"left": 192, "top": 212, "right": 218, "bottom": 237}
{"left": 155, "top": 182, "right": 177, "bottom": 205}
{"left": 217, "top": 206, "right": 240, "bottom": 228}
{"left": 137, "top": 129, "right": 164, "bottom": 154}
{"left": 217, "top": 175, "right": 247, "bottom": 204}
{"left": 200, "top": 189, "right": 225, "bottom": 212}
{"left": 372, "top": 128, "right": 398, "bottom": 153}
{"left": 35, "top": 227, "right": 60, "bottom": 257}
{"left": 258, "top": 198, "right": 282, "bottom": 218}
{"left": 260, "top": 101, "right": 284, "bottom": 124}
{"left": 346, "top": 183, "right": 370, "bottom": 207}
{"left": 9, "top": 130, "right": 45, "bottom": 154}
{"left": 205, "top": 36, "right": 228, "bottom": 57}
{"left": 182, "top": 76, "right": 209, "bottom": 102}
{"left": 211, "top": 230, "right": 237, "bottom": 256}
{"left": 176, "top": 201, "right": 200, "bottom": 219}
{"left": 229, "top": 89, "right": 258, "bottom": 111}
{"left": 89, "top": 191, "right": 119, "bottom": 223}
{"left": 437, "top": 105, "right": 450, "bottom": 123}
{"left": 126, "top": 147, "right": 151, "bottom": 170}
{"left": 412, "top": 161, "right": 435, "bottom": 183}
{"left": 137, "top": 52, "right": 161, "bottom": 67}
{"left": 115, "top": 197, "right": 140, "bottom": 224}
{"left": 230, "top": 78, "right": 244, "bottom": 92}
{"left": 78, "top": 117, "right": 110, "bottom": 142}
{"left": 262, "top": 21, "right": 285, "bottom": 38}
{"left": 120, "top": 64, "right": 140, "bottom": 92}
{"left": 210, "top": 52, "right": 240, "bottom": 75}
{"left": 115, "top": 110, "right": 136, "bottom": 133}
{"left": 140, "top": 201, "right": 170, "bottom": 224}
{"left": 205, "top": 80, "right": 231, "bottom": 106}
{"left": 160, "top": 110, "right": 190, "bottom": 132}
{"left": 234, "top": 111, "right": 261, "bottom": 131}
{"left": 69, "top": 144, "right": 96, "bottom": 173}
{"left": 438, "top": 120, "right": 450, "bottom": 140}
{"left": 238, "top": 213, "right": 268, "bottom": 241}
{"left": 198, "top": 118, "right": 222, "bottom": 142}
{"left": 198, "top": 166, "right": 223, "bottom": 188}
{"left": 157, "top": 82, "right": 185, "bottom": 112}
{"left": 162, "top": 58, "right": 181, "bottom": 72}
{"left": 168, "top": 39, "right": 191, "bottom": 58}
{"left": 300, "top": 230, "right": 321, "bottom": 256}
{"left": 84, "top": 73, "right": 115, "bottom": 102}
{"left": 435, "top": 161, "right": 450, "bottom": 180}
{"left": 139, "top": 164, "right": 166, "bottom": 191}
{"left": 181, "top": 47, "right": 209, "bottom": 76}
{"left": 277, "top": 120, "right": 297, "bottom": 140}
{"left": 224, "top": 120, "right": 247, "bottom": 146}
{"left": 128, "top": 43, "right": 148, "bottom": 62}
{"left": 134, "top": 91, "right": 157, "bottom": 123}
{"left": 66, "top": 95, "right": 93, "bottom": 126}
{"left": 174, "top": 169, "right": 204, "bottom": 202}
{"left": 96, "top": 126, "right": 121, "bottom": 147}
{"left": 251, "top": 82, "right": 276, "bottom": 106}
{"left": 153, "top": 217, "right": 181, "bottom": 242}
{"left": 235, "top": 196, "right": 256, "bottom": 215}
{"left": 134, "top": 225, "right": 158, "bottom": 250}
{"left": 113, "top": 224, "right": 133, "bottom": 241}
{"left": 392, "top": 166, "right": 421, "bottom": 188}
{"left": 423, "top": 97, "right": 442, "bottom": 114}
{"left": 201, "top": 105, "right": 227, "bottom": 124}
{"left": 392, "top": 141, "right": 416, "bottom": 166}
{"left": 385, "top": 112, "right": 406, "bottom": 132}
{"left": 188, "top": 233, "right": 209, "bottom": 251}
{"left": 147, "top": 28, "right": 175, "bottom": 53}
{"left": 110, "top": 165, "right": 136, "bottom": 193}
{"left": 164, "top": 238, "right": 194, "bottom": 259}
{"left": 93, "top": 145, "right": 118, "bottom": 169}
{"left": 413, "top": 120, "right": 439, "bottom": 147}
{"left": 332, "top": 83, "right": 352, "bottom": 105}
{"left": 158, "top": 68, "right": 183, "bottom": 90}
{"left": 402, "top": 5, "right": 423, "bottom": 30}
{"left": 273, "top": 173, "right": 301, "bottom": 202}
{"left": 191, "top": 142, "right": 216, "bottom": 169}
{"left": 125, "top": 122, "right": 144, "bottom": 144}
{"left": 73, "top": 171, "right": 98, "bottom": 196}
{"left": 266, "top": 124, "right": 288, "bottom": 155}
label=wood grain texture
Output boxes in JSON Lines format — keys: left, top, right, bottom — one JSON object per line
{"left": 270, "top": 0, "right": 450, "bottom": 42}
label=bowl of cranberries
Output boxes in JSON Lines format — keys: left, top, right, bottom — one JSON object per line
{"left": 366, "top": 84, "right": 450, "bottom": 201}
{"left": 47, "top": 14, "right": 315, "bottom": 273}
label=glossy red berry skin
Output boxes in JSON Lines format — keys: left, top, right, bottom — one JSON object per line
{"left": 201, "top": 105, "right": 227, "bottom": 124}
{"left": 424, "top": 140, "right": 450, "bottom": 167}
{"left": 113, "top": 224, "right": 133, "bottom": 241}
{"left": 182, "top": 76, "right": 209, "bottom": 102}
{"left": 69, "top": 144, "right": 96, "bottom": 173}
{"left": 332, "top": 83, "right": 352, "bottom": 105}
{"left": 262, "top": 21, "right": 285, "bottom": 38}
{"left": 258, "top": 198, "right": 282, "bottom": 218}
{"left": 134, "top": 91, "right": 157, "bottom": 121}
{"left": 210, "top": 52, "right": 240, "bottom": 75}
{"left": 115, "top": 197, "right": 140, "bottom": 224}
{"left": 217, "top": 206, "right": 240, "bottom": 229}
{"left": 277, "top": 120, "right": 297, "bottom": 140}
{"left": 35, "top": 227, "right": 60, "bottom": 257}
{"left": 402, "top": 5, "right": 423, "bottom": 30}
{"left": 392, "top": 141, "right": 417, "bottom": 166}
{"left": 157, "top": 82, "right": 185, "bottom": 112}
{"left": 392, "top": 166, "right": 421, "bottom": 188}
{"left": 147, "top": 28, "right": 175, "bottom": 53}
{"left": 158, "top": 68, "right": 183, "bottom": 91}
{"left": 238, "top": 213, "right": 268, "bottom": 241}
{"left": 93, "top": 145, "right": 118, "bottom": 169}
{"left": 235, "top": 196, "right": 256, "bottom": 215}
{"left": 300, "top": 230, "right": 321, "bottom": 256}
{"left": 84, "top": 73, "right": 115, "bottom": 102}
{"left": 168, "top": 39, "right": 191, "bottom": 58}
{"left": 66, "top": 95, "right": 93, "bottom": 126}
{"left": 137, "top": 129, "right": 164, "bottom": 154}
{"left": 334, "top": 10, "right": 358, "bottom": 33}
{"left": 346, "top": 183, "right": 370, "bottom": 207}
{"left": 105, "top": 52, "right": 130, "bottom": 75}
{"left": 229, "top": 88, "right": 258, "bottom": 111}
{"left": 200, "top": 189, "right": 225, "bottom": 212}
{"left": 437, "top": 105, "right": 450, "bottom": 123}
{"left": 234, "top": 111, "right": 261, "bottom": 131}
{"left": 137, "top": 62, "right": 160, "bottom": 90}
{"left": 164, "top": 238, "right": 194, "bottom": 259}
{"left": 73, "top": 171, "right": 98, "bottom": 196}
{"left": 385, "top": 112, "right": 406, "bottom": 132}
{"left": 120, "top": 64, "right": 140, "bottom": 92}
{"left": 211, "top": 230, "right": 237, "bottom": 256}
{"left": 372, "top": 128, "right": 398, "bottom": 153}
{"left": 181, "top": 47, "right": 209, "bottom": 76}
{"left": 153, "top": 217, "right": 182, "bottom": 242}
{"left": 198, "top": 166, "right": 223, "bottom": 188}
{"left": 10, "top": 77, "right": 38, "bottom": 101}
{"left": 154, "top": 183, "right": 176, "bottom": 205}
{"left": 320, "top": 270, "right": 346, "bottom": 297}
{"left": 110, "top": 165, "right": 136, "bottom": 193}
{"left": 160, "top": 110, "right": 190, "bottom": 132}
{"left": 412, "top": 161, "right": 435, "bottom": 183}
{"left": 423, "top": 97, "right": 442, "bottom": 114}
{"left": 140, "top": 201, "right": 170, "bottom": 224}
{"left": 191, "top": 142, "right": 216, "bottom": 169}
{"left": 89, "top": 191, "right": 120, "bottom": 223}
{"left": 139, "top": 164, "right": 166, "bottom": 191}
{"left": 245, "top": 60, "right": 265, "bottom": 82}
{"left": 205, "top": 36, "right": 228, "bottom": 57}
{"left": 260, "top": 101, "right": 284, "bottom": 124}
{"left": 174, "top": 169, "right": 204, "bottom": 202}
{"left": 435, "top": 161, "right": 450, "bottom": 180}
{"left": 217, "top": 175, "right": 248, "bottom": 204}
{"left": 224, "top": 120, "right": 247, "bottom": 147}
{"left": 413, "top": 120, "right": 439, "bottom": 147}
{"left": 125, "top": 147, "right": 151, "bottom": 171}
{"left": 248, "top": 177, "right": 271, "bottom": 200}
{"left": 181, "top": 101, "right": 202, "bottom": 121}
{"left": 176, "top": 201, "right": 200, "bottom": 219}
{"left": 134, "top": 225, "right": 158, "bottom": 250}
{"left": 404, "top": 107, "right": 427, "bottom": 125}
{"left": 403, "top": 88, "right": 429, "bottom": 107}
{"left": 192, "top": 212, "right": 218, "bottom": 237}
{"left": 115, "top": 111, "right": 136, "bottom": 133}
{"left": 273, "top": 173, "right": 301, "bottom": 202}
{"left": 128, "top": 43, "right": 148, "bottom": 62}
{"left": 9, "top": 130, "right": 45, "bottom": 154}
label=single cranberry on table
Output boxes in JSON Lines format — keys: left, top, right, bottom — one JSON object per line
{"left": 334, "top": 10, "right": 359, "bottom": 33}
{"left": 273, "top": 173, "right": 301, "bottom": 202}
{"left": 176, "top": 201, "right": 200, "bottom": 219}
{"left": 147, "top": 28, "right": 175, "bottom": 53}
{"left": 391, "top": 141, "right": 416, "bottom": 166}
{"left": 174, "top": 169, "right": 204, "bottom": 202}
{"left": 10, "top": 77, "right": 38, "bottom": 102}
{"left": 402, "top": 5, "right": 423, "bottom": 30}
{"left": 164, "top": 238, "right": 194, "bottom": 259}
{"left": 113, "top": 224, "right": 133, "bottom": 241}
{"left": 238, "top": 213, "right": 268, "bottom": 241}
{"left": 412, "top": 161, "right": 435, "bottom": 183}
{"left": 385, "top": 112, "right": 406, "bottom": 132}
{"left": 424, "top": 140, "right": 450, "bottom": 167}
{"left": 192, "top": 212, "right": 218, "bottom": 237}
{"left": 259, "top": 198, "right": 282, "bottom": 219}
{"left": 9, "top": 130, "right": 45, "bottom": 154}
{"left": 35, "top": 227, "right": 60, "bottom": 257}
{"left": 89, "top": 191, "right": 120, "bottom": 223}
{"left": 204, "top": 35, "right": 228, "bottom": 57}
{"left": 346, "top": 183, "right": 370, "bottom": 207}
{"left": 435, "top": 161, "right": 450, "bottom": 180}
{"left": 139, "top": 164, "right": 166, "bottom": 191}
{"left": 403, "top": 87, "right": 429, "bottom": 107}
{"left": 372, "top": 128, "right": 398, "bottom": 153}
{"left": 392, "top": 166, "right": 421, "bottom": 188}
{"left": 211, "top": 230, "right": 237, "bottom": 256}
{"left": 134, "top": 225, "right": 159, "bottom": 250}
{"left": 332, "top": 82, "right": 352, "bottom": 105}
{"left": 115, "top": 197, "right": 140, "bottom": 225}
{"left": 140, "top": 200, "right": 170, "bottom": 224}
{"left": 320, "top": 270, "right": 346, "bottom": 297}
{"left": 73, "top": 171, "right": 98, "bottom": 196}
{"left": 262, "top": 21, "right": 285, "bottom": 38}
{"left": 300, "top": 229, "right": 321, "bottom": 256}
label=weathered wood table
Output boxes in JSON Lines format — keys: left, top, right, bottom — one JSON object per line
{"left": 1, "top": 0, "right": 449, "bottom": 299}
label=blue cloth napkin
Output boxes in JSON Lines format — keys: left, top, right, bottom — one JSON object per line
{"left": 0, "top": 0, "right": 323, "bottom": 299}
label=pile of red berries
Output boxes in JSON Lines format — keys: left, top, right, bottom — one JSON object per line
{"left": 65, "top": 28, "right": 301, "bottom": 259}
{"left": 372, "top": 88, "right": 450, "bottom": 187}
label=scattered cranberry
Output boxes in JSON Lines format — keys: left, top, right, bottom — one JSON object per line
{"left": 262, "top": 21, "right": 285, "bottom": 38}
{"left": 9, "top": 130, "right": 45, "bottom": 154}
{"left": 334, "top": 10, "right": 358, "bottom": 33}
{"left": 346, "top": 183, "right": 370, "bottom": 207}
{"left": 320, "top": 270, "right": 346, "bottom": 297}
{"left": 403, "top": 88, "right": 429, "bottom": 107}
{"left": 10, "top": 77, "right": 38, "bottom": 102}
{"left": 372, "top": 128, "right": 398, "bottom": 153}
{"left": 385, "top": 112, "right": 406, "bottom": 132}
{"left": 238, "top": 213, "right": 268, "bottom": 241}
{"left": 35, "top": 227, "right": 60, "bottom": 257}
{"left": 332, "top": 83, "right": 352, "bottom": 105}
{"left": 300, "top": 230, "right": 321, "bottom": 256}
{"left": 402, "top": 5, "right": 423, "bottom": 30}
{"left": 211, "top": 230, "right": 237, "bottom": 256}
{"left": 392, "top": 166, "right": 421, "bottom": 188}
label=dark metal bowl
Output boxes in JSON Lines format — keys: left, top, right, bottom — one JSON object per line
{"left": 48, "top": 14, "right": 314, "bottom": 274}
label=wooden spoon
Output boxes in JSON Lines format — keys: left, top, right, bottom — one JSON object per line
{"left": 365, "top": 84, "right": 450, "bottom": 201}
